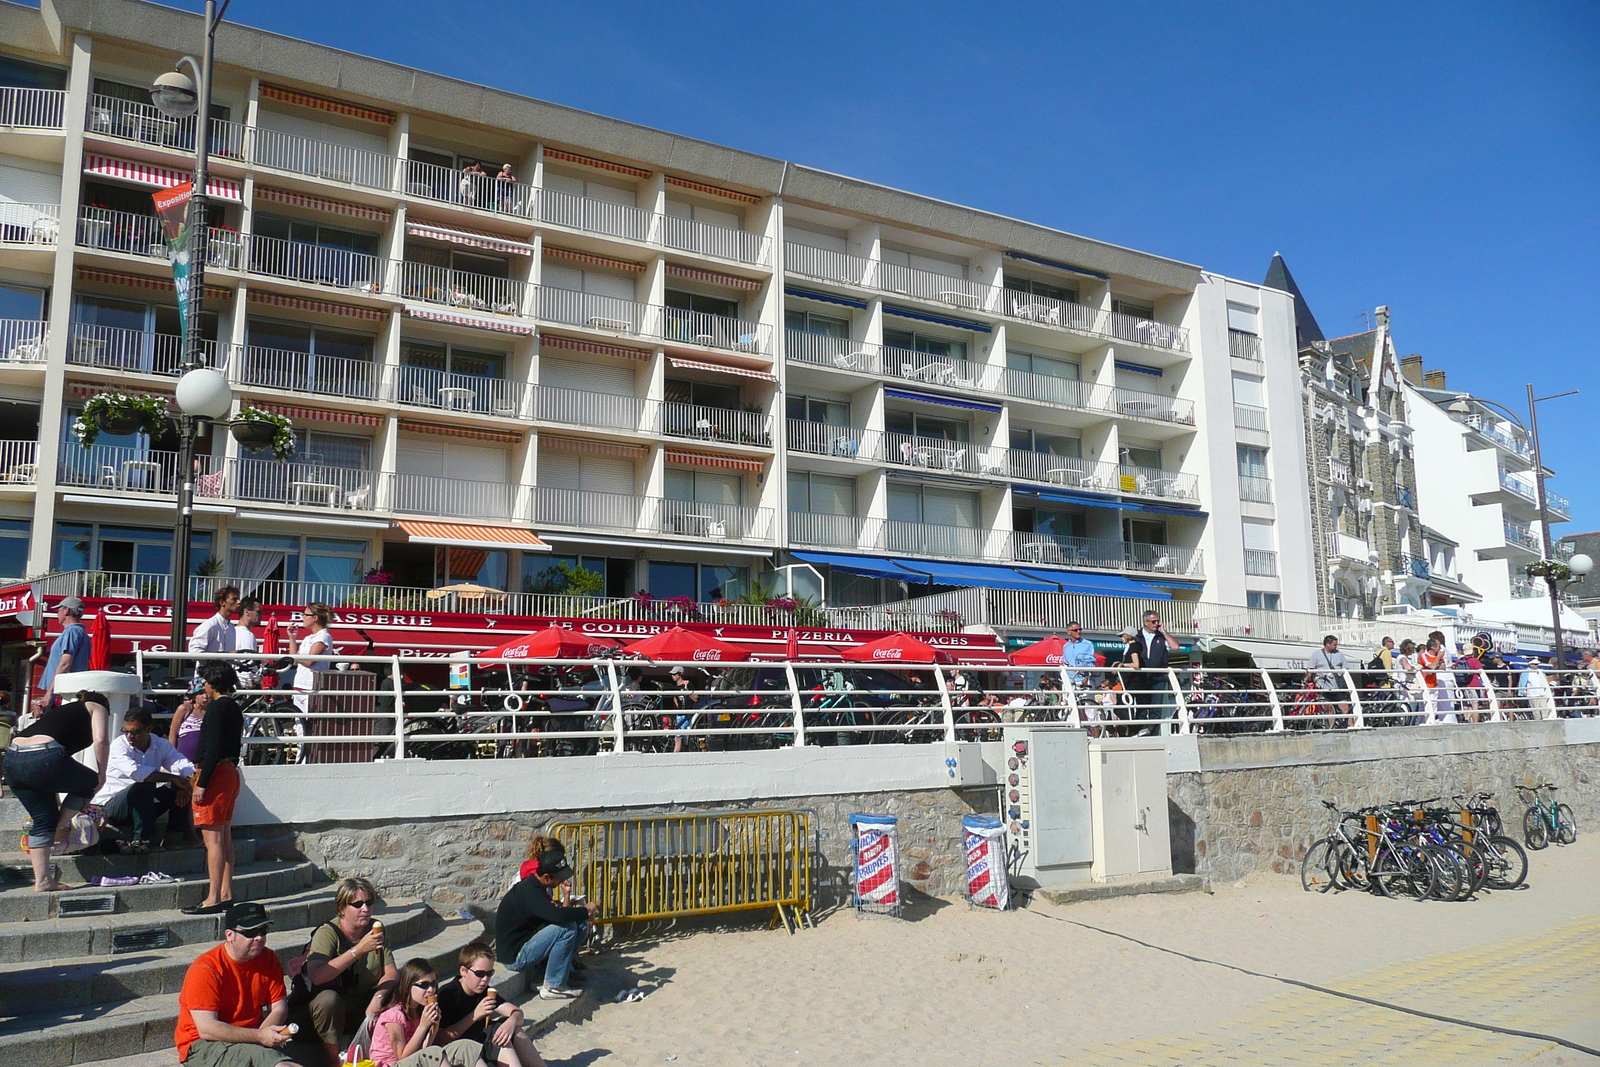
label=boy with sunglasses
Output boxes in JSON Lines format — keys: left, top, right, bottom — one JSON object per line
{"left": 437, "top": 942, "right": 547, "bottom": 1066}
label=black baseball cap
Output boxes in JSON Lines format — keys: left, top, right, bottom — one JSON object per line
{"left": 224, "top": 900, "right": 273, "bottom": 935}
{"left": 536, "top": 850, "right": 575, "bottom": 882}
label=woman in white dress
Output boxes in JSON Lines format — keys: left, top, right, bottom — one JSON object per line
{"left": 290, "top": 604, "right": 335, "bottom": 761}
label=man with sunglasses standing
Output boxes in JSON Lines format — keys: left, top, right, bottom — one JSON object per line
{"left": 174, "top": 901, "right": 294, "bottom": 1067}
{"left": 437, "top": 941, "right": 548, "bottom": 1067}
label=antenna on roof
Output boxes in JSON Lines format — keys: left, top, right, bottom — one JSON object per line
{"left": 1355, "top": 310, "right": 1373, "bottom": 331}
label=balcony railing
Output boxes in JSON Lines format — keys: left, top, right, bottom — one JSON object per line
{"left": 232, "top": 458, "right": 375, "bottom": 510}
{"left": 878, "top": 432, "right": 999, "bottom": 478}
{"left": 1328, "top": 532, "right": 1372, "bottom": 562}
{"left": 1006, "top": 450, "right": 1096, "bottom": 486}
{"left": 58, "top": 445, "right": 220, "bottom": 496}
{"left": 1238, "top": 475, "right": 1273, "bottom": 504}
{"left": 0, "top": 319, "right": 47, "bottom": 364}
{"left": 1396, "top": 485, "right": 1416, "bottom": 510}
{"left": 86, "top": 94, "right": 246, "bottom": 158}
{"left": 1228, "top": 330, "right": 1263, "bottom": 361}
{"left": 249, "top": 124, "right": 396, "bottom": 190}
{"left": 1112, "top": 386, "right": 1194, "bottom": 425}
{"left": 1504, "top": 522, "right": 1540, "bottom": 552}
{"left": 532, "top": 486, "right": 772, "bottom": 543}
{"left": 1510, "top": 576, "right": 1542, "bottom": 599}
{"left": 536, "top": 485, "right": 645, "bottom": 534}
{"left": 788, "top": 511, "right": 862, "bottom": 549}
{"left": 247, "top": 233, "right": 386, "bottom": 291}
{"left": 1498, "top": 469, "right": 1536, "bottom": 504}
{"left": 1004, "top": 291, "right": 1190, "bottom": 353}
{"left": 1243, "top": 548, "right": 1278, "bottom": 577}
{"left": 785, "top": 330, "right": 883, "bottom": 375}
{"left": 998, "top": 366, "right": 1106, "bottom": 410}
{"left": 1233, "top": 403, "right": 1268, "bottom": 431}
{"left": 1011, "top": 532, "right": 1203, "bottom": 577}
{"left": 397, "top": 261, "right": 524, "bottom": 316}
{"left": 786, "top": 419, "right": 865, "bottom": 459}
{"left": 658, "top": 497, "right": 773, "bottom": 542}
{"left": 658, "top": 307, "right": 770, "bottom": 356}
{"left": 0, "top": 440, "right": 39, "bottom": 484}
{"left": 77, "top": 207, "right": 240, "bottom": 269}
{"left": 1408, "top": 556, "right": 1431, "bottom": 579}
{"left": 537, "top": 285, "right": 649, "bottom": 335}
{"left": 68, "top": 325, "right": 218, "bottom": 376}
{"left": 535, "top": 384, "right": 650, "bottom": 432}
{"left": 394, "top": 365, "right": 526, "bottom": 417}
{"left": 0, "top": 202, "right": 59, "bottom": 245}
{"left": 403, "top": 159, "right": 535, "bottom": 216}
{"left": 538, "top": 187, "right": 652, "bottom": 243}
{"left": 883, "top": 346, "right": 999, "bottom": 392}
{"left": 1547, "top": 487, "right": 1571, "bottom": 516}
{"left": 236, "top": 344, "right": 381, "bottom": 401}
{"left": 877, "top": 519, "right": 989, "bottom": 560}
{"left": 660, "top": 402, "right": 772, "bottom": 447}
{"left": 783, "top": 242, "right": 874, "bottom": 287}
{"left": 658, "top": 213, "right": 769, "bottom": 266}
{"left": 0, "top": 86, "right": 66, "bottom": 130}
{"left": 877, "top": 261, "right": 995, "bottom": 311}
{"left": 1454, "top": 412, "right": 1533, "bottom": 460}
{"left": 387, "top": 472, "right": 524, "bottom": 520}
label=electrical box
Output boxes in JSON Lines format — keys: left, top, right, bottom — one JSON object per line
{"left": 999, "top": 725, "right": 1093, "bottom": 889}
{"left": 1090, "top": 738, "right": 1172, "bottom": 883}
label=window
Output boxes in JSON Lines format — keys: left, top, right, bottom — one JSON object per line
{"left": 251, "top": 214, "right": 380, "bottom": 286}
{"left": 55, "top": 522, "right": 212, "bottom": 576}
{"left": 1004, "top": 276, "right": 1075, "bottom": 303}
{"left": 882, "top": 327, "right": 967, "bottom": 363}
{"left": 649, "top": 560, "right": 696, "bottom": 601}
{"left": 73, "top": 296, "right": 219, "bottom": 369}
{"left": 1013, "top": 507, "right": 1084, "bottom": 539}
{"left": 521, "top": 554, "right": 635, "bottom": 599}
{"left": 888, "top": 484, "right": 977, "bottom": 527}
{"left": 1247, "top": 591, "right": 1281, "bottom": 611}
{"left": 541, "top": 262, "right": 635, "bottom": 301}
{"left": 1237, "top": 445, "right": 1269, "bottom": 479}
{"left": 1113, "top": 361, "right": 1163, "bottom": 393}
{"left": 1007, "top": 350, "right": 1079, "bottom": 381}
{"left": 1122, "top": 519, "right": 1166, "bottom": 546}
{"left": 647, "top": 558, "right": 747, "bottom": 601}
{"left": 1010, "top": 427, "right": 1079, "bottom": 457}
{"left": 788, "top": 472, "right": 856, "bottom": 515}
{"left": 0, "top": 518, "right": 30, "bottom": 579}
{"left": 544, "top": 170, "right": 638, "bottom": 207}
{"left": 401, "top": 339, "right": 506, "bottom": 380}
{"left": 1120, "top": 442, "right": 1164, "bottom": 470}
{"left": 665, "top": 289, "right": 738, "bottom": 319}
{"left": 1232, "top": 374, "right": 1265, "bottom": 408}
{"left": 664, "top": 378, "right": 740, "bottom": 410}
{"left": 0, "top": 283, "right": 45, "bottom": 321}
{"left": 248, "top": 319, "right": 375, "bottom": 394}
{"left": 884, "top": 410, "right": 968, "bottom": 442}
{"left": 665, "top": 198, "right": 741, "bottom": 230}
{"left": 254, "top": 214, "right": 379, "bottom": 256}
{"left": 1226, "top": 302, "right": 1260, "bottom": 335}
{"left": 784, "top": 310, "right": 849, "bottom": 337}
{"left": 406, "top": 243, "right": 510, "bottom": 280}
{"left": 665, "top": 469, "right": 741, "bottom": 507}
{"left": 1112, "top": 299, "right": 1154, "bottom": 320}
{"left": 0, "top": 56, "right": 67, "bottom": 90}
{"left": 228, "top": 533, "right": 366, "bottom": 592}
{"left": 787, "top": 395, "right": 848, "bottom": 425}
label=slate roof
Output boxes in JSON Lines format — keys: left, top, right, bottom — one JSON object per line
{"left": 1263, "top": 253, "right": 1325, "bottom": 346}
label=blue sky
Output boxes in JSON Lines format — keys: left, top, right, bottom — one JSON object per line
{"left": 146, "top": 1, "right": 1600, "bottom": 532}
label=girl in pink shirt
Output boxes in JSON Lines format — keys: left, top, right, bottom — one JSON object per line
{"left": 370, "top": 958, "right": 490, "bottom": 1067}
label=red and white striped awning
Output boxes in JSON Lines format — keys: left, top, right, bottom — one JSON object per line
{"left": 257, "top": 401, "right": 383, "bottom": 428}
{"left": 69, "top": 381, "right": 172, "bottom": 400}
{"left": 250, "top": 290, "right": 388, "bottom": 322}
{"left": 260, "top": 84, "right": 395, "bottom": 125}
{"left": 540, "top": 434, "right": 647, "bottom": 459}
{"left": 83, "top": 154, "right": 241, "bottom": 202}
{"left": 406, "top": 306, "right": 538, "bottom": 336}
{"left": 667, "top": 357, "right": 776, "bottom": 382}
{"left": 543, "top": 148, "right": 650, "bottom": 180}
{"left": 538, "top": 334, "right": 650, "bottom": 360}
{"left": 76, "top": 266, "right": 229, "bottom": 300}
{"left": 257, "top": 185, "right": 390, "bottom": 222}
{"left": 543, "top": 246, "right": 644, "bottom": 273}
{"left": 396, "top": 520, "right": 546, "bottom": 550}
{"left": 663, "top": 448, "right": 764, "bottom": 473}
{"left": 398, "top": 419, "right": 523, "bottom": 444}
{"left": 406, "top": 220, "right": 534, "bottom": 256}
{"left": 664, "top": 263, "right": 761, "bottom": 291}
{"left": 665, "top": 175, "right": 761, "bottom": 205}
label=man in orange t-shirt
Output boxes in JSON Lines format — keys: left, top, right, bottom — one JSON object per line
{"left": 174, "top": 901, "right": 295, "bottom": 1067}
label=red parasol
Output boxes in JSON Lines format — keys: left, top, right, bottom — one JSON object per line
{"left": 622, "top": 626, "right": 748, "bottom": 663}
{"left": 1009, "top": 635, "right": 1070, "bottom": 666}
{"left": 785, "top": 627, "right": 800, "bottom": 660}
{"left": 839, "top": 631, "right": 946, "bottom": 664}
{"left": 478, "top": 625, "right": 618, "bottom": 662}
{"left": 87, "top": 610, "right": 111, "bottom": 671}
{"left": 261, "top": 616, "right": 281, "bottom": 657}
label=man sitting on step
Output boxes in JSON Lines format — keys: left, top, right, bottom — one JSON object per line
{"left": 495, "top": 851, "right": 597, "bottom": 1001}
{"left": 174, "top": 901, "right": 296, "bottom": 1067}
{"left": 90, "top": 704, "right": 197, "bottom": 853}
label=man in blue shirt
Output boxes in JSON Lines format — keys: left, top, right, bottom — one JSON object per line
{"left": 33, "top": 596, "right": 90, "bottom": 711}
{"left": 1062, "top": 622, "right": 1099, "bottom": 688}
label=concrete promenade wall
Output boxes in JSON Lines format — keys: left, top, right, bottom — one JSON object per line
{"left": 1168, "top": 719, "right": 1600, "bottom": 883}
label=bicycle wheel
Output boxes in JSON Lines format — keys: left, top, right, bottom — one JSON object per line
{"left": 1452, "top": 838, "right": 1489, "bottom": 898}
{"left": 1373, "top": 845, "right": 1435, "bottom": 900}
{"left": 1332, "top": 839, "right": 1371, "bottom": 892}
{"left": 1421, "top": 844, "right": 1464, "bottom": 902}
{"left": 1555, "top": 804, "right": 1578, "bottom": 845}
{"left": 1301, "top": 838, "right": 1339, "bottom": 893}
{"left": 1524, "top": 807, "right": 1550, "bottom": 850}
{"left": 1481, "top": 835, "right": 1528, "bottom": 890}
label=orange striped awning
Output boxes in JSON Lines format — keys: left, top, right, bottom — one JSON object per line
{"left": 668, "top": 357, "right": 776, "bottom": 382}
{"left": 540, "top": 434, "right": 647, "bottom": 459}
{"left": 664, "top": 263, "right": 761, "bottom": 291}
{"left": 665, "top": 175, "right": 761, "bottom": 204}
{"left": 663, "top": 448, "right": 764, "bottom": 473}
{"left": 543, "top": 246, "right": 645, "bottom": 273}
{"left": 397, "top": 520, "right": 547, "bottom": 551}
{"left": 249, "top": 290, "right": 388, "bottom": 322}
{"left": 538, "top": 334, "right": 651, "bottom": 360}
{"left": 256, "top": 185, "right": 390, "bottom": 222}
{"left": 406, "top": 306, "right": 537, "bottom": 336}
{"left": 406, "top": 220, "right": 534, "bottom": 256}
{"left": 543, "top": 148, "right": 650, "bottom": 180}
{"left": 256, "top": 401, "right": 383, "bottom": 428}
{"left": 260, "top": 84, "right": 395, "bottom": 125}
{"left": 69, "top": 381, "right": 172, "bottom": 399}
{"left": 398, "top": 419, "right": 523, "bottom": 443}
{"left": 76, "top": 266, "right": 229, "bottom": 300}
{"left": 82, "top": 154, "right": 241, "bottom": 201}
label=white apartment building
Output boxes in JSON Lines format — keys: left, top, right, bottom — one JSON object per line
{"left": 0, "top": 0, "right": 1315, "bottom": 633}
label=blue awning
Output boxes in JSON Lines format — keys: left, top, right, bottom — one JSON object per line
{"left": 884, "top": 387, "right": 1002, "bottom": 413}
{"left": 1014, "top": 485, "right": 1119, "bottom": 508}
{"left": 1118, "top": 499, "right": 1207, "bottom": 518}
{"left": 887, "top": 558, "right": 1061, "bottom": 592}
{"left": 1003, "top": 251, "right": 1109, "bottom": 281}
{"left": 785, "top": 285, "right": 867, "bottom": 310}
{"left": 1114, "top": 360, "right": 1163, "bottom": 376}
{"left": 1014, "top": 568, "right": 1173, "bottom": 600}
{"left": 883, "top": 305, "right": 991, "bottom": 333}
{"left": 790, "top": 551, "right": 929, "bottom": 582}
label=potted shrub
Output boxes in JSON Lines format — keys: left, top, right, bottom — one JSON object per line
{"left": 74, "top": 392, "right": 170, "bottom": 445}
{"left": 230, "top": 407, "right": 295, "bottom": 460}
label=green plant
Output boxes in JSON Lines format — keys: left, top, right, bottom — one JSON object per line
{"left": 193, "top": 556, "right": 225, "bottom": 577}
{"left": 73, "top": 392, "right": 171, "bottom": 447}
{"left": 232, "top": 407, "right": 296, "bottom": 461}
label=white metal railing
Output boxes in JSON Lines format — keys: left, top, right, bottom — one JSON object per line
{"left": 231, "top": 457, "right": 375, "bottom": 510}
{"left": 535, "top": 384, "right": 651, "bottom": 431}
{"left": 1243, "top": 548, "right": 1278, "bottom": 577}
{"left": 883, "top": 346, "right": 999, "bottom": 391}
{"left": 878, "top": 432, "right": 995, "bottom": 478}
{"left": 539, "top": 187, "right": 652, "bottom": 243}
{"left": 0, "top": 202, "right": 59, "bottom": 244}
{"left": 0, "top": 319, "right": 47, "bottom": 363}
{"left": 658, "top": 498, "right": 773, "bottom": 542}
{"left": 1114, "top": 462, "right": 1199, "bottom": 501}
{"left": 78, "top": 207, "right": 241, "bottom": 269}
{"left": 246, "top": 232, "right": 386, "bottom": 291}
{"left": 1009, "top": 532, "right": 1203, "bottom": 577}
{"left": 68, "top": 324, "right": 218, "bottom": 376}
{"left": 659, "top": 307, "right": 770, "bottom": 355}
{"left": 403, "top": 159, "right": 535, "bottom": 216}
{"left": 999, "top": 366, "right": 1107, "bottom": 410}
{"left": 56, "top": 445, "right": 215, "bottom": 495}
{"left": 786, "top": 420, "right": 867, "bottom": 459}
{"left": 876, "top": 519, "right": 989, "bottom": 560}
{"left": 0, "top": 86, "right": 66, "bottom": 129}
{"left": 1107, "top": 308, "right": 1189, "bottom": 352}
{"left": 85, "top": 94, "right": 245, "bottom": 158}
{"left": 1123, "top": 541, "right": 1203, "bottom": 576}
{"left": 785, "top": 331, "right": 883, "bottom": 375}
{"left": 1112, "top": 386, "right": 1194, "bottom": 425}
{"left": 537, "top": 285, "right": 649, "bottom": 335}
{"left": 0, "top": 440, "right": 38, "bottom": 484}
{"left": 1006, "top": 451, "right": 1099, "bottom": 486}
{"left": 1233, "top": 403, "right": 1268, "bottom": 431}
{"left": 392, "top": 364, "right": 526, "bottom": 416}
{"left": 387, "top": 472, "right": 524, "bottom": 520}
{"left": 1228, "top": 330, "right": 1263, "bottom": 361}
{"left": 877, "top": 261, "right": 995, "bottom": 311}
{"left": 398, "top": 260, "right": 524, "bottom": 315}
{"left": 249, "top": 124, "right": 396, "bottom": 190}
{"left": 657, "top": 213, "right": 769, "bottom": 265}
{"left": 536, "top": 485, "right": 644, "bottom": 533}
{"left": 660, "top": 401, "right": 773, "bottom": 447}
{"left": 236, "top": 344, "right": 382, "bottom": 400}
{"left": 788, "top": 511, "right": 862, "bottom": 548}
{"left": 783, "top": 242, "right": 874, "bottom": 287}
{"left": 1238, "top": 475, "right": 1273, "bottom": 504}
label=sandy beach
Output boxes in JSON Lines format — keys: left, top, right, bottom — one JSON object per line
{"left": 534, "top": 837, "right": 1600, "bottom": 1066}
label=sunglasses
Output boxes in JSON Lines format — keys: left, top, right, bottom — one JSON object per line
{"left": 467, "top": 968, "right": 494, "bottom": 980}
{"left": 414, "top": 980, "right": 438, "bottom": 990}
{"left": 347, "top": 899, "right": 374, "bottom": 908}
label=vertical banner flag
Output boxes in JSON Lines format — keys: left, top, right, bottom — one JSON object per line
{"left": 151, "top": 182, "right": 195, "bottom": 341}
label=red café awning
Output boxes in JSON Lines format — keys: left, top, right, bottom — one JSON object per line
{"left": 478, "top": 625, "right": 617, "bottom": 662}
{"left": 1010, "top": 635, "right": 1069, "bottom": 666}
{"left": 622, "top": 626, "right": 748, "bottom": 663}
{"left": 840, "top": 631, "right": 947, "bottom": 664}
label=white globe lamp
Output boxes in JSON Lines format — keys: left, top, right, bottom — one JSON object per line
{"left": 175, "top": 367, "right": 233, "bottom": 420}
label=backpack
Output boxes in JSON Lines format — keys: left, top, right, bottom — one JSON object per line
{"left": 286, "top": 921, "right": 347, "bottom": 1008}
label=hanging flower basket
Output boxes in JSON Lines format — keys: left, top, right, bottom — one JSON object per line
{"left": 73, "top": 392, "right": 171, "bottom": 447}
{"left": 231, "top": 407, "right": 295, "bottom": 461}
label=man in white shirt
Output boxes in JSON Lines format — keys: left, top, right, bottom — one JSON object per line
{"left": 187, "top": 585, "right": 241, "bottom": 657}
{"left": 233, "top": 597, "right": 262, "bottom": 688}
{"left": 92, "top": 705, "right": 197, "bottom": 851}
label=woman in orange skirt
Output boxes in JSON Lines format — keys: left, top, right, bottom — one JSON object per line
{"left": 182, "top": 662, "right": 245, "bottom": 915}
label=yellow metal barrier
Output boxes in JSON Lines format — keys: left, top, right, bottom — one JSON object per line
{"left": 548, "top": 809, "right": 813, "bottom": 933}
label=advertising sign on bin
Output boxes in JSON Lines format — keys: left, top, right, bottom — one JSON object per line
{"left": 962, "top": 814, "right": 1009, "bottom": 910}
{"left": 848, "top": 813, "right": 900, "bottom": 915}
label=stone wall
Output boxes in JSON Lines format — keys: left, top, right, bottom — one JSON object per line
{"left": 247, "top": 786, "right": 996, "bottom": 915}
{"left": 1169, "top": 721, "right": 1600, "bottom": 883}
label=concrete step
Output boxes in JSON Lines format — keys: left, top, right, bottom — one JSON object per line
{"left": 0, "top": 885, "right": 337, "bottom": 965}
{"left": 0, "top": 900, "right": 436, "bottom": 1019}
{"left": 0, "top": 858, "right": 315, "bottom": 923}
{"left": 0, "top": 911, "right": 488, "bottom": 1067}
{"left": 1030, "top": 873, "right": 1209, "bottom": 906}
{"left": 0, "top": 837, "right": 259, "bottom": 884}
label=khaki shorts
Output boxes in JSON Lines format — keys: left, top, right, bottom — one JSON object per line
{"left": 182, "top": 1039, "right": 292, "bottom": 1067}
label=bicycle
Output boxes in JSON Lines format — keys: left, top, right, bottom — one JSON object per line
{"left": 1302, "top": 801, "right": 1435, "bottom": 899}
{"left": 1516, "top": 783, "right": 1577, "bottom": 850}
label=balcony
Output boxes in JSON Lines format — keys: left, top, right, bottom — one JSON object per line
{"left": 536, "top": 384, "right": 650, "bottom": 432}
{"left": 77, "top": 207, "right": 242, "bottom": 269}
{"left": 537, "top": 286, "right": 649, "bottom": 336}
{"left": 1453, "top": 412, "right": 1534, "bottom": 462}
{"left": 1012, "top": 532, "right": 1202, "bottom": 577}
{"left": 658, "top": 213, "right": 769, "bottom": 266}
{"left": 58, "top": 445, "right": 218, "bottom": 497}
{"left": 883, "top": 346, "right": 999, "bottom": 392}
{"left": 878, "top": 518, "right": 989, "bottom": 559}
{"left": 1, "top": 86, "right": 67, "bottom": 130}
{"left": 786, "top": 419, "right": 864, "bottom": 459}
{"left": 394, "top": 364, "right": 526, "bottom": 417}
{"left": 249, "top": 124, "right": 395, "bottom": 191}
{"left": 658, "top": 497, "right": 773, "bottom": 542}
{"left": 1234, "top": 403, "right": 1268, "bottom": 431}
{"left": 388, "top": 473, "right": 524, "bottom": 520}
{"left": 1243, "top": 548, "right": 1278, "bottom": 577}
{"left": 533, "top": 486, "right": 773, "bottom": 544}
{"left": 86, "top": 94, "right": 245, "bottom": 158}
{"left": 1328, "top": 532, "right": 1372, "bottom": 563}
{"left": 878, "top": 433, "right": 1004, "bottom": 478}
{"left": 67, "top": 325, "right": 219, "bottom": 377}
{"left": 1510, "top": 576, "right": 1542, "bottom": 599}
{"left": 785, "top": 330, "right": 884, "bottom": 375}
{"left": 660, "top": 402, "right": 772, "bottom": 448}
{"left": 0, "top": 441, "right": 38, "bottom": 486}
{"left": 1025, "top": 457, "right": 1200, "bottom": 502}
{"left": 1112, "top": 386, "right": 1193, "bottom": 425}
{"left": 1238, "top": 475, "right": 1273, "bottom": 504}
{"left": 1396, "top": 485, "right": 1416, "bottom": 510}
{"left": 0, "top": 202, "right": 59, "bottom": 246}
{"left": 877, "top": 261, "right": 995, "bottom": 312}
{"left": 658, "top": 307, "right": 771, "bottom": 356}
{"left": 236, "top": 344, "right": 381, "bottom": 402}
{"left": 998, "top": 365, "right": 1106, "bottom": 410}
{"left": 403, "top": 159, "right": 535, "bottom": 217}
{"left": 0, "top": 320, "right": 47, "bottom": 364}
{"left": 784, "top": 242, "right": 874, "bottom": 287}
{"left": 396, "top": 260, "right": 524, "bottom": 316}
{"left": 1407, "top": 556, "right": 1431, "bottom": 579}
{"left": 788, "top": 511, "right": 863, "bottom": 549}
{"left": 535, "top": 485, "right": 644, "bottom": 534}
{"left": 247, "top": 232, "right": 385, "bottom": 292}
{"left": 1328, "top": 458, "right": 1353, "bottom": 487}
{"left": 1228, "top": 330, "right": 1263, "bottom": 362}
{"left": 538, "top": 187, "right": 652, "bottom": 243}
{"left": 1504, "top": 522, "right": 1541, "bottom": 552}
{"left": 233, "top": 457, "right": 375, "bottom": 510}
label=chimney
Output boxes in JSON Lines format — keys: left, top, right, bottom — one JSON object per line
{"left": 1400, "top": 354, "right": 1424, "bottom": 385}
{"left": 1375, "top": 305, "right": 1390, "bottom": 329}
{"left": 1422, "top": 368, "right": 1447, "bottom": 390}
